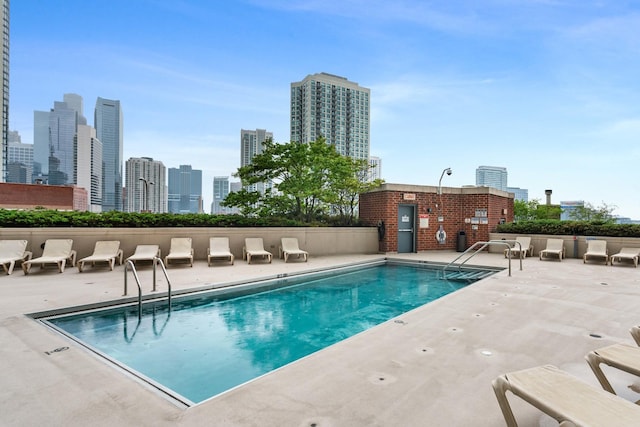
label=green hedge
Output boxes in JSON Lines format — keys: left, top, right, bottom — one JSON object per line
{"left": 0, "top": 209, "right": 316, "bottom": 228}
{"left": 496, "top": 220, "right": 640, "bottom": 238}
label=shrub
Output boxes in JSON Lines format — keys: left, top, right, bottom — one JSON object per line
{"left": 496, "top": 220, "right": 640, "bottom": 237}
{"left": 0, "top": 209, "right": 326, "bottom": 228}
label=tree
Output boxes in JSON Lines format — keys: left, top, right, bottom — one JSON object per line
{"left": 513, "top": 199, "right": 540, "bottom": 221}
{"left": 567, "top": 202, "right": 616, "bottom": 222}
{"left": 223, "top": 137, "right": 383, "bottom": 223}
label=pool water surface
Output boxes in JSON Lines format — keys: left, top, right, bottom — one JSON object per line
{"left": 44, "top": 263, "right": 483, "bottom": 405}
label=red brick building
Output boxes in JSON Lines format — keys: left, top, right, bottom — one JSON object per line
{"left": 359, "top": 184, "right": 514, "bottom": 253}
{"left": 0, "top": 183, "right": 88, "bottom": 211}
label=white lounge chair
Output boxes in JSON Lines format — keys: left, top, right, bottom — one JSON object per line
{"left": 22, "top": 239, "right": 76, "bottom": 274}
{"left": 585, "top": 343, "right": 640, "bottom": 396}
{"left": 583, "top": 240, "right": 608, "bottom": 265}
{"left": 78, "top": 241, "right": 123, "bottom": 272}
{"left": 539, "top": 238, "right": 565, "bottom": 261}
{"left": 504, "top": 236, "right": 533, "bottom": 259}
{"left": 630, "top": 326, "right": 640, "bottom": 347}
{"left": 244, "top": 238, "right": 272, "bottom": 264}
{"left": 610, "top": 247, "right": 640, "bottom": 268}
{"left": 280, "top": 237, "right": 308, "bottom": 263}
{"left": 207, "top": 237, "right": 234, "bottom": 266}
{"left": 493, "top": 364, "right": 640, "bottom": 427}
{"left": 0, "top": 240, "right": 32, "bottom": 275}
{"left": 126, "top": 245, "right": 160, "bottom": 266}
{"left": 164, "top": 237, "right": 193, "bottom": 267}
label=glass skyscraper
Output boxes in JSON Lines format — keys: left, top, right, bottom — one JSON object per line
{"left": 475, "top": 165, "right": 508, "bottom": 191}
{"left": 47, "top": 100, "right": 77, "bottom": 185}
{"left": 290, "top": 72, "right": 370, "bottom": 161}
{"left": 95, "top": 97, "right": 123, "bottom": 211}
{"left": 168, "top": 164, "right": 202, "bottom": 213}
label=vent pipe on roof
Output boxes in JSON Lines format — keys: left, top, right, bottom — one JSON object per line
{"left": 545, "top": 189, "right": 552, "bottom": 205}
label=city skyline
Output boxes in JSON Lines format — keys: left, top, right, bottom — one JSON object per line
{"left": 7, "top": 1, "right": 640, "bottom": 218}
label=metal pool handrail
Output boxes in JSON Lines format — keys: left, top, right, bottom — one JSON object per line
{"left": 123, "top": 260, "right": 143, "bottom": 320}
{"left": 443, "top": 240, "right": 523, "bottom": 277}
{"left": 152, "top": 257, "right": 172, "bottom": 311}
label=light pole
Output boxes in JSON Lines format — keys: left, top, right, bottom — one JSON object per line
{"left": 437, "top": 167, "right": 452, "bottom": 195}
{"left": 139, "top": 177, "right": 154, "bottom": 212}
{"left": 436, "top": 168, "right": 452, "bottom": 244}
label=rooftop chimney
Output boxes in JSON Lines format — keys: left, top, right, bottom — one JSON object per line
{"left": 545, "top": 189, "right": 552, "bottom": 205}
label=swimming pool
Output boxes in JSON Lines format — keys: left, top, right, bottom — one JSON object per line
{"left": 41, "top": 261, "right": 498, "bottom": 406}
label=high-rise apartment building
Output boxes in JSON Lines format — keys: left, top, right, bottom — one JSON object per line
{"left": 0, "top": 0, "right": 8, "bottom": 182}
{"left": 476, "top": 166, "right": 508, "bottom": 191}
{"left": 168, "top": 165, "right": 202, "bottom": 213}
{"left": 369, "top": 156, "right": 382, "bottom": 182}
{"left": 125, "top": 157, "right": 167, "bottom": 213}
{"left": 212, "top": 176, "right": 230, "bottom": 214}
{"left": 290, "top": 72, "right": 370, "bottom": 161}
{"left": 7, "top": 130, "right": 33, "bottom": 184}
{"left": 95, "top": 97, "right": 123, "bottom": 211}
{"left": 76, "top": 124, "right": 102, "bottom": 212}
{"left": 240, "top": 129, "right": 273, "bottom": 194}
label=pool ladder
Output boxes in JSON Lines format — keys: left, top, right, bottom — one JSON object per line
{"left": 124, "top": 257, "right": 173, "bottom": 319}
{"left": 443, "top": 240, "right": 523, "bottom": 279}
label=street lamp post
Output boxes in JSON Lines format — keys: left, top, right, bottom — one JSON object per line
{"left": 139, "top": 177, "right": 154, "bottom": 212}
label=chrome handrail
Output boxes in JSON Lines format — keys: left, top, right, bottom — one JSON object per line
{"left": 152, "top": 257, "right": 172, "bottom": 311}
{"left": 123, "top": 259, "right": 143, "bottom": 320}
{"left": 443, "top": 240, "right": 523, "bottom": 278}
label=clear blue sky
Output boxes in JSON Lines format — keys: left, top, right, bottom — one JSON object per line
{"left": 10, "top": 1, "right": 640, "bottom": 218}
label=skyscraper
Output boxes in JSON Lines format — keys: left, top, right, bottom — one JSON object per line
{"left": 76, "top": 124, "right": 102, "bottom": 212}
{"left": 212, "top": 176, "right": 230, "bottom": 214}
{"left": 168, "top": 164, "right": 202, "bottom": 213}
{"left": 125, "top": 157, "right": 167, "bottom": 213}
{"left": 290, "top": 72, "right": 370, "bottom": 161}
{"left": 47, "top": 100, "right": 78, "bottom": 185}
{"left": 476, "top": 165, "right": 508, "bottom": 191}
{"left": 7, "top": 130, "right": 33, "bottom": 184}
{"left": 32, "top": 110, "right": 50, "bottom": 181}
{"left": 0, "top": 0, "right": 8, "bottom": 182}
{"left": 369, "top": 156, "right": 382, "bottom": 181}
{"left": 240, "top": 129, "right": 273, "bottom": 194}
{"left": 95, "top": 97, "right": 123, "bottom": 211}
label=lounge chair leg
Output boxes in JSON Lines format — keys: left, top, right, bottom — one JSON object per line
{"left": 492, "top": 376, "right": 519, "bottom": 427}
{"left": 585, "top": 352, "right": 616, "bottom": 394}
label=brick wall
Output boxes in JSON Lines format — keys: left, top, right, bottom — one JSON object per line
{"left": 0, "top": 183, "right": 88, "bottom": 211}
{"left": 360, "top": 184, "right": 514, "bottom": 253}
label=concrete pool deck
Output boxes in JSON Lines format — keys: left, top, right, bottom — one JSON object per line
{"left": 1, "top": 251, "right": 640, "bottom": 426}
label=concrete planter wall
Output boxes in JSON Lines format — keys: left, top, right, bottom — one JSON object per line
{"left": 0, "top": 227, "right": 379, "bottom": 261}
{"left": 489, "top": 233, "right": 640, "bottom": 259}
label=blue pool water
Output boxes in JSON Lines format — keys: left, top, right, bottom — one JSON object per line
{"left": 45, "top": 263, "right": 479, "bottom": 405}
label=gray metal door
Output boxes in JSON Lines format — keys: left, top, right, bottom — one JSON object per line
{"left": 397, "top": 205, "right": 415, "bottom": 253}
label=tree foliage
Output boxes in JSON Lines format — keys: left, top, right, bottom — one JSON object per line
{"left": 223, "top": 138, "right": 383, "bottom": 224}
{"left": 514, "top": 198, "right": 562, "bottom": 221}
{"left": 567, "top": 202, "right": 616, "bottom": 222}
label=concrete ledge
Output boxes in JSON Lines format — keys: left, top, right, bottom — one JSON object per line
{"left": 0, "top": 227, "right": 380, "bottom": 261}
{"left": 489, "top": 233, "right": 640, "bottom": 259}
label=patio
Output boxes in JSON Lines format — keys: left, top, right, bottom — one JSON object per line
{"left": 1, "top": 251, "right": 639, "bottom": 426}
